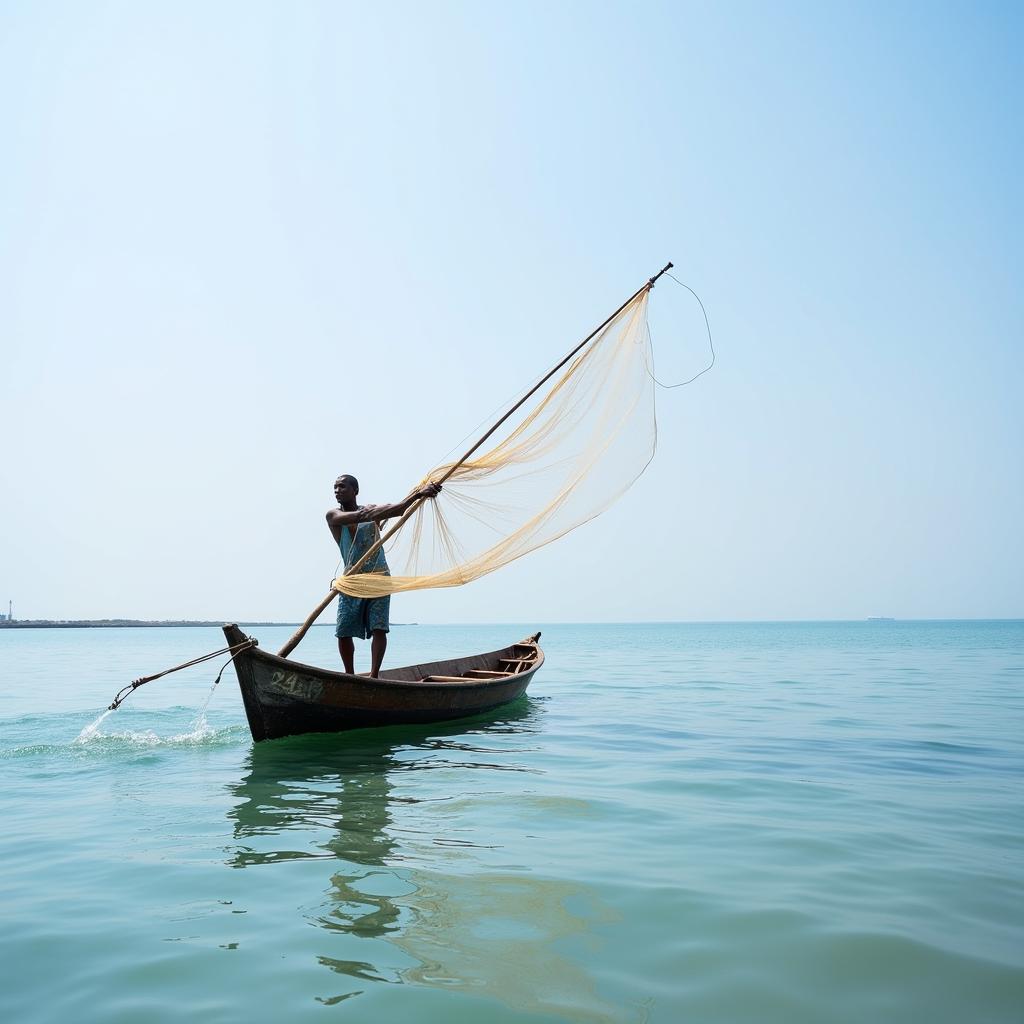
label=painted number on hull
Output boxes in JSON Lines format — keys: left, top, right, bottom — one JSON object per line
{"left": 268, "top": 670, "right": 323, "bottom": 701}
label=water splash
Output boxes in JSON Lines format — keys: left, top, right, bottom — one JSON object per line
{"left": 75, "top": 708, "right": 116, "bottom": 743}
{"left": 72, "top": 670, "right": 226, "bottom": 747}
{"left": 71, "top": 717, "right": 239, "bottom": 750}
{"left": 183, "top": 673, "right": 223, "bottom": 742}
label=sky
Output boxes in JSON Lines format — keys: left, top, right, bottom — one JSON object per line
{"left": 1, "top": 1, "right": 1021, "bottom": 624}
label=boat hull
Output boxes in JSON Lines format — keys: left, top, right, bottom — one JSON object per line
{"left": 223, "top": 624, "right": 543, "bottom": 742}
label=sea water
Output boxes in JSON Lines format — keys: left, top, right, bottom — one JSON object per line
{"left": 0, "top": 621, "right": 1021, "bottom": 1023}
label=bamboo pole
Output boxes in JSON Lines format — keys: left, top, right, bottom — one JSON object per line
{"left": 277, "top": 262, "right": 673, "bottom": 658}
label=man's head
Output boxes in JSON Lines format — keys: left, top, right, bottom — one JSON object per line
{"left": 334, "top": 474, "right": 359, "bottom": 507}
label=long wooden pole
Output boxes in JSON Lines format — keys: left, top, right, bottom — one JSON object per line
{"left": 277, "top": 262, "right": 673, "bottom": 658}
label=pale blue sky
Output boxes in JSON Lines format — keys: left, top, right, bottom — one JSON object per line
{"left": 1, "top": 1, "right": 1021, "bottom": 623}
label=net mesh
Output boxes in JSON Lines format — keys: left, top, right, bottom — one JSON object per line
{"left": 333, "top": 289, "right": 656, "bottom": 599}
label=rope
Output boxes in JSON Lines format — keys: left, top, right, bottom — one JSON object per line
{"left": 646, "top": 272, "right": 716, "bottom": 388}
{"left": 205, "top": 653, "right": 238, "bottom": 696}
{"left": 107, "top": 638, "right": 256, "bottom": 710}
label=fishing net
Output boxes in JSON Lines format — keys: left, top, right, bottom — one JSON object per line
{"left": 332, "top": 288, "right": 657, "bottom": 600}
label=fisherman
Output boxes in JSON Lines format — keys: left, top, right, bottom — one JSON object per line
{"left": 327, "top": 474, "right": 441, "bottom": 677}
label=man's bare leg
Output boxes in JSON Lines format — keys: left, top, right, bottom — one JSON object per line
{"left": 338, "top": 636, "right": 355, "bottom": 674}
{"left": 370, "top": 630, "right": 387, "bottom": 678}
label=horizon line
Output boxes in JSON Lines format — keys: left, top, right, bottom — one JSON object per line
{"left": 2, "top": 616, "right": 1022, "bottom": 628}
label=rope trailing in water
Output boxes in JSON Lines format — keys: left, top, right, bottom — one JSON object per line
{"left": 107, "top": 638, "right": 257, "bottom": 710}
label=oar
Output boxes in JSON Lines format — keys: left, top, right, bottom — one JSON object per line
{"left": 277, "top": 261, "right": 673, "bottom": 658}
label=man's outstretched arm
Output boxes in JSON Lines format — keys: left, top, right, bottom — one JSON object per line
{"left": 326, "top": 482, "right": 441, "bottom": 537}
{"left": 360, "top": 482, "right": 442, "bottom": 523}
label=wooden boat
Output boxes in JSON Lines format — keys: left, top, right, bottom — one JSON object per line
{"left": 223, "top": 623, "right": 544, "bottom": 742}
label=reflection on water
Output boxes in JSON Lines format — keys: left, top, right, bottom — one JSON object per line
{"left": 228, "top": 732, "right": 398, "bottom": 870}
{"left": 227, "top": 699, "right": 627, "bottom": 1021}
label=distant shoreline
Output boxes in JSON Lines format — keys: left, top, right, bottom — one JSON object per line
{"left": 0, "top": 620, "right": 297, "bottom": 629}
{"left": 0, "top": 620, "right": 420, "bottom": 629}
{"left": 1, "top": 618, "right": 1020, "bottom": 630}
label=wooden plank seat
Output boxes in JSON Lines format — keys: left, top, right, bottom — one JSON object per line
{"left": 498, "top": 658, "right": 535, "bottom": 673}
{"left": 416, "top": 636, "right": 541, "bottom": 683}
{"left": 420, "top": 670, "right": 516, "bottom": 682}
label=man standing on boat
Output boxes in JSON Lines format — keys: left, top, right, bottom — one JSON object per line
{"left": 327, "top": 474, "right": 441, "bottom": 677}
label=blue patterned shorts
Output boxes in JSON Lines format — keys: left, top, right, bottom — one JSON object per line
{"left": 335, "top": 593, "right": 390, "bottom": 639}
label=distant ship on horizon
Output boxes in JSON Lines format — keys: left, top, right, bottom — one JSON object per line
{"left": 867, "top": 616, "right": 895, "bottom": 622}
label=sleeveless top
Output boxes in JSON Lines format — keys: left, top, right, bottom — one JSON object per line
{"left": 339, "top": 519, "right": 390, "bottom": 575}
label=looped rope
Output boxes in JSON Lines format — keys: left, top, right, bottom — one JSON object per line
{"left": 646, "top": 272, "right": 715, "bottom": 388}
{"left": 107, "top": 637, "right": 257, "bottom": 710}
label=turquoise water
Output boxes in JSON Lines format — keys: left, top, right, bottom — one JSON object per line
{"left": 1, "top": 621, "right": 1022, "bottom": 1023}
